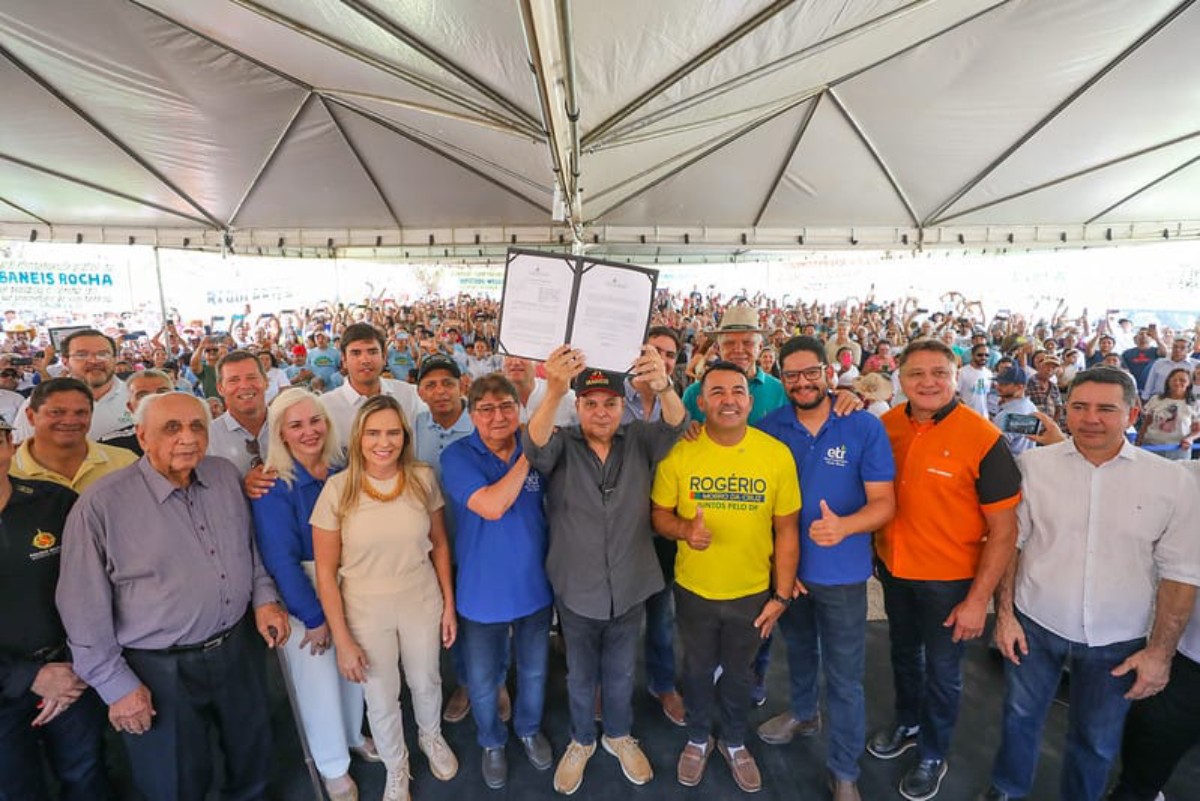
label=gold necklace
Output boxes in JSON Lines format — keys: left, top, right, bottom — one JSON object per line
{"left": 362, "top": 473, "right": 404, "bottom": 503}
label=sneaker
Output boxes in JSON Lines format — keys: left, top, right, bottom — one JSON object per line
{"left": 677, "top": 736, "right": 714, "bottom": 786}
{"left": 383, "top": 767, "right": 411, "bottom": 801}
{"left": 498, "top": 684, "right": 512, "bottom": 723}
{"left": 899, "top": 758, "right": 948, "bottom": 801}
{"left": 552, "top": 740, "right": 596, "bottom": 795}
{"left": 718, "top": 740, "right": 763, "bottom": 793}
{"left": 757, "top": 710, "right": 822, "bottom": 745}
{"left": 601, "top": 734, "right": 653, "bottom": 785}
{"left": 867, "top": 724, "right": 919, "bottom": 759}
{"left": 443, "top": 685, "right": 471, "bottom": 723}
{"left": 750, "top": 674, "right": 767, "bottom": 707}
{"left": 650, "top": 689, "right": 687, "bottom": 727}
{"left": 418, "top": 732, "right": 459, "bottom": 781}
{"left": 519, "top": 731, "right": 554, "bottom": 771}
{"left": 481, "top": 746, "right": 507, "bottom": 790}
{"left": 323, "top": 773, "right": 358, "bottom": 801}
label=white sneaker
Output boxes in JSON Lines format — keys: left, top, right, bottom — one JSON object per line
{"left": 323, "top": 772, "right": 358, "bottom": 801}
{"left": 419, "top": 732, "right": 459, "bottom": 781}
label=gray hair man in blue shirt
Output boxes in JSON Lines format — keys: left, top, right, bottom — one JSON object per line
{"left": 57, "top": 391, "right": 290, "bottom": 801}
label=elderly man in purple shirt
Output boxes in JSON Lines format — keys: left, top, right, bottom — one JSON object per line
{"left": 56, "top": 391, "right": 289, "bottom": 801}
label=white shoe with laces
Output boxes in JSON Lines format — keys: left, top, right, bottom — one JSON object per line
{"left": 383, "top": 766, "right": 411, "bottom": 801}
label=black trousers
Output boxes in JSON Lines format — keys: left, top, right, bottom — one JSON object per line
{"left": 674, "top": 585, "right": 767, "bottom": 748}
{"left": 0, "top": 683, "right": 111, "bottom": 801}
{"left": 1109, "top": 651, "right": 1200, "bottom": 800}
{"left": 121, "top": 617, "right": 272, "bottom": 801}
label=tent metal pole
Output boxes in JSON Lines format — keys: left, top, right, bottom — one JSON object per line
{"left": 827, "top": 89, "right": 920, "bottom": 227}
{"left": 227, "top": 0, "right": 537, "bottom": 138}
{"left": 922, "top": 0, "right": 1197, "bottom": 226}
{"left": 227, "top": 93, "right": 313, "bottom": 227}
{"left": 0, "top": 43, "right": 223, "bottom": 229}
{"left": 337, "top": 0, "right": 542, "bottom": 133}
{"left": 517, "top": 0, "right": 576, "bottom": 222}
{"left": 153, "top": 247, "right": 170, "bottom": 329}
{"left": 1086, "top": 152, "right": 1200, "bottom": 224}
{"left": 583, "top": 0, "right": 797, "bottom": 148}
{"left": 935, "top": 129, "right": 1200, "bottom": 225}
{"left": 0, "top": 154, "right": 215, "bottom": 228}
{"left": 753, "top": 94, "right": 821, "bottom": 227}
{"left": 557, "top": 0, "right": 582, "bottom": 211}
{"left": 0, "top": 196, "right": 51, "bottom": 227}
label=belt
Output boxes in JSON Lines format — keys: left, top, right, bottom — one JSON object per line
{"left": 164, "top": 623, "right": 239, "bottom": 654}
{"left": 24, "top": 644, "right": 67, "bottom": 663}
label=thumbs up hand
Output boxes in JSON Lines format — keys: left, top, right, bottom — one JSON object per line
{"left": 684, "top": 506, "right": 713, "bottom": 551}
{"left": 808, "top": 500, "right": 847, "bottom": 547}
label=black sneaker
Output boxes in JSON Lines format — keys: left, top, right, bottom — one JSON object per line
{"left": 866, "top": 724, "right": 919, "bottom": 759}
{"left": 899, "top": 758, "right": 948, "bottom": 801}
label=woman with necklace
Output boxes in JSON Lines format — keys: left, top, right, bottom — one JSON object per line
{"left": 312, "top": 395, "right": 458, "bottom": 801}
{"left": 252, "top": 390, "right": 375, "bottom": 801}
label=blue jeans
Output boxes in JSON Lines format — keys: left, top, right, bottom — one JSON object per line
{"left": 991, "top": 609, "right": 1142, "bottom": 800}
{"left": 877, "top": 561, "right": 972, "bottom": 761}
{"left": 459, "top": 605, "right": 552, "bottom": 749}
{"left": 558, "top": 602, "right": 643, "bottom": 745}
{"left": 643, "top": 582, "right": 677, "bottom": 695}
{"left": 778, "top": 581, "right": 868, "bottom": 781}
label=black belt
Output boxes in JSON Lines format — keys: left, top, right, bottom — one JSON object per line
{"left": 130, "top": 620, "right": 241, "bottom": 655}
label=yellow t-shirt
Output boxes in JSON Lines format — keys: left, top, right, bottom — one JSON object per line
{"left": 11, "top": 439, "right": 137, "bottom": 493}
{"left": 651, "top": 428, "right": 801, "bottom": 600}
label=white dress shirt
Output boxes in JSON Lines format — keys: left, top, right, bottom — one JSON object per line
{"left": 322, "top": 377, "right": 426, "bottom": 457}
{"left": 1175, "top": 461, "right": 1200, "bottom": 663}
{"left": 520, "top": 377, "right": 577, "bottom": 428}
{"left": 1014, "top": 440, "right": 1200, "bottom": 646}
{"left": 13, "top": 378, "right": 132, "bottom": 444}
{"left": 207, "top": 412, "right": 270, "bottom": 476}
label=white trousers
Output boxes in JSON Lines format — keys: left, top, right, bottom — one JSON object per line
{"left": 343, "top": 567, "right": 445, "bottom": 774}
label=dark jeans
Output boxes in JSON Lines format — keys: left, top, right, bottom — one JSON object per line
{"left": 0, "top": 683, "right": 112, "bottom": 801}
{"left": 991, "top": 610, "right": 1141, "bottom": 800}
{"left": 121, "top": 617, "right": 272, "bottom": 801}
{"left": 877, "top": 561, "right": 972, "bottom": 761}
{"left": 558, "top": 602, "right": 643, "bottom": 745}
{"left": 778, "top": 581, "right": 868, "bottom": 781}
{"left": 1109, "top": 651, "right": 1200, "bottom": 800}
{"left": 459, "top": 605, "right": 551, "bottom": 749}
{"left": 675, "top": 585, "right": 767, "bottom": 747}
{"left": 644, "top": 583, "right": 676, "bottom": 696}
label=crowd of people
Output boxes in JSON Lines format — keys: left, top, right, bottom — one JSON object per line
{"left": 1, "top": 286, "right": 1199, "bottom": 801}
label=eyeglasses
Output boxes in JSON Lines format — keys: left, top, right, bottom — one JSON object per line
{"left": 245, "top": 438, "right": 263, "bottom": 469}
{"left": 781, "top": 367, "right": 827, "bottom": 383}
{"left": 68, "top": 351, "right": 114, "bottom": 362}
{"left": 472, "top": 401, "right": 518, "bottom": 417}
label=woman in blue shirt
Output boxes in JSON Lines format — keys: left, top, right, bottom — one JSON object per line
{"left": 252, "top": 390, "right": 374, "bottom": 801}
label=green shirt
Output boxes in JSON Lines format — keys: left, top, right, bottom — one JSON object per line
{"left": 682, "top": 367, "right": 788, "bottom": 425}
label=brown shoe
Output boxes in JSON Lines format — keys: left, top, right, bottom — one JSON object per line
{"left": 718, "top": 740, "right": 762, "bottom": 793}
{"left": 676, "top": 736, "right": 714, "bottom": 787}
{"left": 651, "top": 689, "right": 687, "bottom": 727}
{"left": 757, "top": 710, "right": 821, "bottom": 745}
{"left": 498, "top": 684, "right": 512, "bottom": 723}
{"left": 443, "top": 685, "right": 471, "bottom": 723}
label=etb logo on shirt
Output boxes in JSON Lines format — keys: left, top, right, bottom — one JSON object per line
{"left": 524, "top": 473, "right": 542, "bottom": 493}
{"left": 824, "top": 445, "right": 848, "bottom": 468}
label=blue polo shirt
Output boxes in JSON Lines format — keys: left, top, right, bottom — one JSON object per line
{"left": 682, "top": 366, "right": 787, "bottom": 425}
{"left": 756, "top": 404, "right": 895, "bottom": 585}
{"left": 440, "top": 431, "right": 552, "bottom": 623}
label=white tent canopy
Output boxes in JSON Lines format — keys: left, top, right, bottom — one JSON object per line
{"left": 1, "top": 0, "right": 1198, "bottom": 258}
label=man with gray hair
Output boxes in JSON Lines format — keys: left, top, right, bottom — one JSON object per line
{"left": 57, "top": 391, "right": 290, "bottom": 801}
{"left": 99, "top": 369, "right": 175, "bottom": 456}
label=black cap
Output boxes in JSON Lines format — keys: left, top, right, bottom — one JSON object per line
{"left": 417, "top": 355, "right": 461, "bottom": 383}
{"left": 573, "top": 368, "right": 623, "bottom": 397}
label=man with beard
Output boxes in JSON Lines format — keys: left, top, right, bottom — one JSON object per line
{"left": 754, "top": 337, "right": 896, "bottom": 801}
{"left": 322, "top": 323, "right": 425, "bottom": 456}
{"left": 681, "top": 306, "right": 786, "bottom": 426}
{"left": 13, "top": 330, "right": 131, "bottom": 444}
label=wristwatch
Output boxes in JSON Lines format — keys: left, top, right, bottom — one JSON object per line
{"left": 769, "top": 592, "right": 793, "bottom": 607}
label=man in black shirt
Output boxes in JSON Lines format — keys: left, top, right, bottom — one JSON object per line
{"left": 0, "top": 417, "right": 112, "bottom": 799}
{"left": 98, "top": 368, "right": 174, "bottom": 456}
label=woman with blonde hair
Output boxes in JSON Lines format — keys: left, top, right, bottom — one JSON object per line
{"left": 252, "top": 389, "right": 375, "bottom": 801}
{"left": 311, "top": 394, "right": 458, "bottom": 801}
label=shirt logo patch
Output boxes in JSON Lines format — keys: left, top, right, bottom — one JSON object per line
{"left": 524, "top": 473, "right": 542, "bottom": 492}
{"left": 824, "top": 445, "right": 848, "bottom": 468}
{"left": 31, "top": 530, "right": 56, "bottom": 550}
